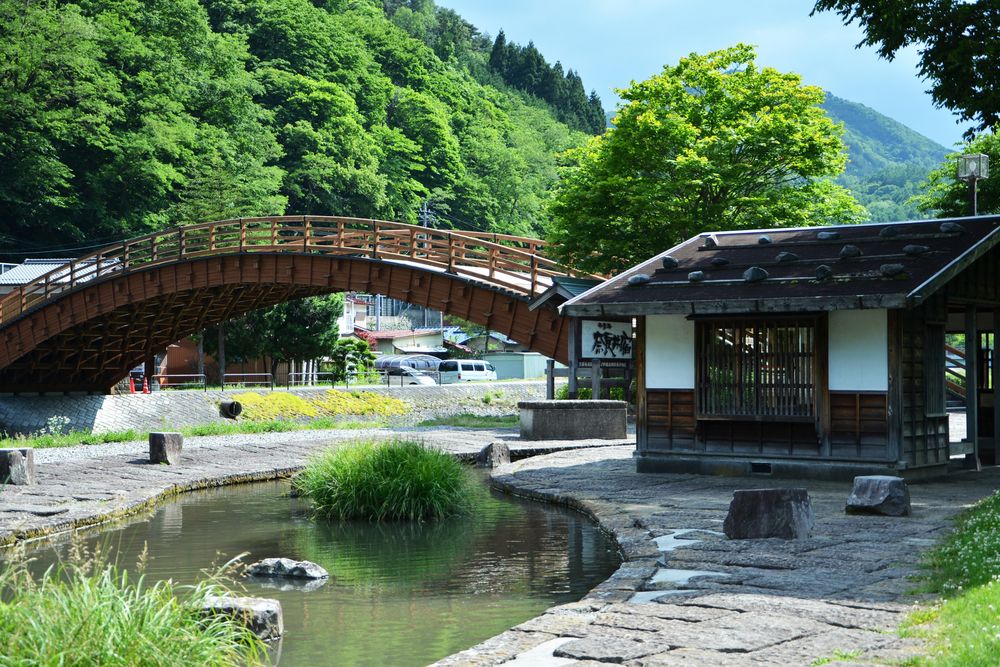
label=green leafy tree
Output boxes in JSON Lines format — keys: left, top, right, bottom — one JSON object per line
{"left": 328, "top": 337, "right": 377, "bottom": 381}
{"left": 206, "top": 294, "right": 345, "bottom": 378}
{"left": 812, "top": 0, "right": 1000, "bottom": 138}
{"left": 913, "top": 133, "right": 1000, "bottom": 218}
{"left": 547, "top": 44, "right": 868, "bottom": 275}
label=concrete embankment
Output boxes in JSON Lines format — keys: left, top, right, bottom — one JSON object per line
{"left": 0, "top": 382, "right": 547, "bottom": 435}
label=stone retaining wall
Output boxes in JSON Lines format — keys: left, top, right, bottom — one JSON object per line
{"left": 0, "top": 382, "right": 549, "bottom": 435}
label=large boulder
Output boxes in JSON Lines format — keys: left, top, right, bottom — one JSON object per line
{"left": 246, "top": 557, "right": 328, "bottom": 580}
{"left": 201, "top": 596, "right": 283, "bottom": 640}
{"left": 846, "top": 475, "right": 911, "bottom": 517}
{"left": 149, "top": 432, "right": 182, "bottom": 465}
{"left": 723, "top": 488, "right": 814, "bottom": 540}
{"left": 476, "top": 441, "right": 511, "bottom": 468}
{"left": 0, "top": 448, "right": 35, "bottom": 485}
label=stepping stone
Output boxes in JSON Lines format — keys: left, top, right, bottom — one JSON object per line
{"left": 246, "top": 557, "right": 328, "bottom": 579}
{"left": 723, "top": 488, "right": 814, "bottom": 539}
{"left": 846, "top": 475, "right": 911, "bottom": 517}
{"left": 201, "top": 596, "right": 283, "bottom": 640}
{"left": 0, "top": 448, "right": 36, "bottom": 485}
{"left": 149, "top": 432, "right": 182, "bottom": 465}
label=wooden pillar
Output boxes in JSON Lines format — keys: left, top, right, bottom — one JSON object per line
{"left": 965, "top": 306, "right": 980, "bottom": 469}
{"left": 568, "top": 318, "right": 579, "bottom": 399}
{"left": 886, "top": 310, "right": 904, "bottom": 465}
{"left": 994, "top": 308, "right": 999, "bottom": 463}
{"left": 816, "top": 313, "right": 831, "bottom": 457}
{"left": 545, "top": 359, "right": 555, "bottom": 400}
{"left": 591, "top": 358, "right": 601, "bottom": 399}
{"left": 635, "top": 316, "right": 647, "bottom": 453}
{"left": 143, "top": 356, "right": 155, "bottom": 389}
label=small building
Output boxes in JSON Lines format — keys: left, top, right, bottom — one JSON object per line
{"left": 455, "top": 330, "right": 528, "bottom": 353}
{"left": 562, "top": 217, "right": 1000, "bottom": 480}
{"left": 353, "top": 328, "right": 445, "bottom": 356}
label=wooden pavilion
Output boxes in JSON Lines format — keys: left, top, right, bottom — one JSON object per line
{"left": 562, "top": 216, "right": 1000, "bottom": 480}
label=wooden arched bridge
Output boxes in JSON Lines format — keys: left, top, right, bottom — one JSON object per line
{"left": 0, "top": 216, "right": 602, "bottom": 392}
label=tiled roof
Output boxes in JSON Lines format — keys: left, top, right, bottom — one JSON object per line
{"left": 355, "top": 328, "right": 442, "bottom": 340}
{"left": 0, "top": 259, "right": 76, "bottom": 286}
{"left": 563, "top": 216, "right": 1000, "bottom": 317}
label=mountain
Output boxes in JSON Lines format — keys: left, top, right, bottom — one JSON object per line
{"left": 823, "top": 93, "right": 950, "bottom": 221}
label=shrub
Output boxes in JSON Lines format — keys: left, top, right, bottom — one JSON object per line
{"left": 232, "top": 390, "right": 408, "bottom": 423}
{"left": 293, "top": 438, "right": 473, "bottom": 521}
{"left": 0, "top": 552, "right": 265, "bottom": 666}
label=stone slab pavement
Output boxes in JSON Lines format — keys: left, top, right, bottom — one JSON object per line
{"left": 434, "top": 446, "right": 1000, "bottom": 667}
{"left": 0, "top": 427, "right": 628, "bottom": 546}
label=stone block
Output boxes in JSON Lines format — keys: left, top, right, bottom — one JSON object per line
{"left": 246, "top": 557, "right": 328, "bottom": 579}
{"left": 201, "top": 596, "right": 283, "bottom": 640}
{"left": 476, "top": 441, "right": 511, "bottom": 468}
{"left": 149, "top": 432, "right": 182, "bottom": 465}
{"left": 0, "top": 448, "right": 35, "bottom": 485}
{"left": 723, "top": 488, "right": 814, "bottom": 540}
{"left": 518, "top": 400, "right": 627, "bottom": 440}
{"left": 846, "top": 475, "right": 911, "bottom": 516}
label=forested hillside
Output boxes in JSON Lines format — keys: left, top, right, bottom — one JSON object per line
{"left": 823, "top": 93, "right": 949, "bottom": 221}
{"left": 0, "top": 0, "right": 600, "bottom": 258}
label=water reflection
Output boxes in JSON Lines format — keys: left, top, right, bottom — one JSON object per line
{"left": 13, "top": 476, "right": 619, "bottom": 667}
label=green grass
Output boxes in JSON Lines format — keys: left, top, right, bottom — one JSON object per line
{"left": 293, "top": 438, "right": 474, "bottom": 521}
{"left": 0, "top": 418, "right": 386, "bottom": 449}
{"left": 0, "top": 552, "right": 266, "bottom": 666}
{"left": 416, "top": 414, "right": 519, "bottom": 428}
{"left": 903, "top": 490, "right": 1000, "bottom": 666}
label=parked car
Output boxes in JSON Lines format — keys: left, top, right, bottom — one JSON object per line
{"left": 438, "top": 360, "right": 498, "bottom": 384}
{"left": 399, "top": 368, "right": 437, "bottom": 386}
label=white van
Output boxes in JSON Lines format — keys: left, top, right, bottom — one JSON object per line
{"left": 438, "top": 360, "right": 498, "bottom": 384}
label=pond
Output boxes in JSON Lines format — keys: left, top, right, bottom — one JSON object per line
{"left": 16, "top": 475, "right": 620, "bottom": 666}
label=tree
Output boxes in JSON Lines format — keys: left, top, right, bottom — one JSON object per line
{"left": 913, "top": 133, "right": 1000, "bottom": 218}
{"left": 328, "top": 337, "right": 376, "bottom": 381}
{"left": 812, "top": 0, "right": 1000, "bottom": 138}
{"left": 547, "top": 44, "right": 868, "bottom": 275}
{"left": 205, "top": 294, "right": 345, "bottom": 378}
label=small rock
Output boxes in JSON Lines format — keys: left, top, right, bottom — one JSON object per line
{"left": 201, "top": 596, "right": 283, "bottom": 640}
{"left": 879, "top": 226, "right": 899, "bottom": 238}
{"left": 247, "top": 558, "right": 329, "bottom": 579}
{"left": 661, "top": 256, "right": 679, "bottom": 269}
{"left": 627, "top": 273, "right": 650, "bottom": 286}
{"left": 817, "top": 231, "right": 841, "bottom": 241}
{"left": 723, "top": 488, "right": 814, "bottom": 540}
{"left": 880, "top": 263, "right": 907, "bottom": 278}
{"left": 710, "top": 256, "right": 730, "bottom": 266}
{"left": 776, "top": 251, "right": 799, "bottom": 263}
{"left": 476, "top": 441, "right": 511, "bottom": 468}
{"left": 940, "top": 221, "right": 965, "bottom": 234}
{"left": 149, "top": 432, "right": 182, "bottom": 465}
{"left": 743, "top": 266, "right": 769, "bottom": 283}
{"left": 688, "top": 270, "right": 705, "bottom": 282}
{"left": 839, "top": 244, "right": 863, "bottom": 259}
{"left": 846, "top": 475, "right": 911, "bottom": 517}
{"left": 758, "top": 235, "right": 773, "bottom": 245}
{"left": 702, "top": 235, "right": 718, "bottom": 248}
{"left": 903, "top": 244, "right": 930, "bottom": 256}
{"left": 815, "top": 265, "right": 833, "bottom": 280}
{"left": 0, "top": 448, "right": 36, "bottom": 485}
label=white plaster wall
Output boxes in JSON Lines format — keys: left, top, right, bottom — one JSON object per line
{"left": 646, "top": 314, "right": 695, "bottom": 389}
{"left": 828, "top": 309, "right": 888, "bottom": 391}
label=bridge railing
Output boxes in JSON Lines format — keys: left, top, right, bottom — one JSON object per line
{"left": 0, "top": 216, "right": 603, "bottom": 325}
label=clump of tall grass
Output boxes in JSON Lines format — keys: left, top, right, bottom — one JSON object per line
{"left": 293, "top": 438, "right": 473, "bottom": 521}
{"left": 0, "top": 545, "right": 266, "bottom": 666}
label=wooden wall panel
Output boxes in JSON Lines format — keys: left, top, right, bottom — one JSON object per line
{"left": 829, "top": 391, "right": 889, "bottom": 459}
{"left": 646, "top": 389, "right": 696, "bottom": 451}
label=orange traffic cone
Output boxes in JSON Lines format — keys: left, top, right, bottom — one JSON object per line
{"left": 129, "top": 376, "right": 136, "bottom": 394}
{"left": 142, "top": 377, "right": 150, "bottom": 394}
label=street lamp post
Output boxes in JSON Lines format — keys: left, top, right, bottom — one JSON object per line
{"left": 958, "top": 153, "right": 990, "bottom": 216}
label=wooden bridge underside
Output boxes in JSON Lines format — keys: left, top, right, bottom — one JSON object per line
{"left": 0, "top": 254, "right": 570, "bottom": 392}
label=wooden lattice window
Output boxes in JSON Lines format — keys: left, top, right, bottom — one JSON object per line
{"left": 697, "top": 318, "right": 817, "bottom": 419}
{"left": 924, "top": 323, "right": 946, "bottom": 416}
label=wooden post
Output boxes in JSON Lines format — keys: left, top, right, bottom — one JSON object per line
{"left": 568, "top": 318, "right": 579, "bottom": 399}
{"left": 591, "top": 358, "right": 601, "bottom": 400}
{"left": 546, "top": 359, "right": 555, "bottom": 400}
{"left": 887, "top": 310, "right": 904, "bottom": 465}
{"left": 965, "top": 306, "right": 980, "bottom": 469}
{"left": 994, "top": 308, "right": 999, "bottom": 465}
{"left": 635, "top": 316, "right": 647, "bottom": 453}
{"left": 217, "top": 324, "right": 226, "bottom": 388}
{"left": 816, "top": 314, "right": 831, "bottom": 457}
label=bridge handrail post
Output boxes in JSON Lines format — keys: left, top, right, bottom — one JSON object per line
{"left": 179, "top": 227, "right": 186, "bottom": 259}
{"left": 371, "top": 220, "right": 379, "bottom": 259}
{"left": 239, "top": 219, "right": 246, "bottom": 251}
{"left": 530, "top": 255, "right": 538, "bottom": 296}
{"left": 303, "top": 217, "right": 311, "bottom": 253}
{"left": 447, "top": 232, "right": 455, "bottom": 273}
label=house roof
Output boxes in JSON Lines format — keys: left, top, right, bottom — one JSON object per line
{"left": 356, "top": 328, "right": 442, "bottom": 340}
{"left": 0, "top": 258, "right": 121, "bottom": 286}
{"left": 528, "top": 276, "right": 602, "bottom": 311}
{"left": 562, "top": 216, "right": 1000, "bottom": 317}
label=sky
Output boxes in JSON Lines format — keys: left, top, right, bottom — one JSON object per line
{"left": 436, "top": 0, "right": 965, "bottom": 149}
